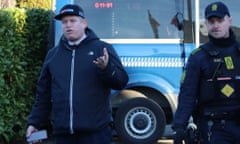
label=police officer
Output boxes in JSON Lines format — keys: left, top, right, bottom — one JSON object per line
{"left": 173, "top": 2, "right": 240, "bottom": 144}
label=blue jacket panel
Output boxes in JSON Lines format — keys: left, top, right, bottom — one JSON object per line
{"left": 27, "top": 28, "right": 129, "bottom": 134}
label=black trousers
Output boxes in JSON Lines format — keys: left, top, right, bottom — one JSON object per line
{"left": 54, "top": 126, "right": 112, "bottom": 144}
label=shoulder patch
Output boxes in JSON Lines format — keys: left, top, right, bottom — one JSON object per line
{"left": 191, "top": 47, "right": 202, "bottom": 55}
{"left": 180, "top": 69, "right": 186, "bottom": 84}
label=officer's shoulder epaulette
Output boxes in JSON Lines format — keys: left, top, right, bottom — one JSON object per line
{"left": 190, "top": 47, "right": 202, "bottom": 55}
{"left": 200, "top": 42, "right": 220, "bottom": 57}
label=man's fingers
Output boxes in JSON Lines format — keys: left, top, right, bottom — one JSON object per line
{"left": 103, "top": 47, "right": 108, "bottom": 55}
{"left": 103, "top": 48, "right": 109, "bottom": 60}
{"left": 93, "top": 48, "right": 109, "bottom": 69}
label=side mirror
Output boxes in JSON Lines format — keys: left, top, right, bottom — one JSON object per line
{"left": 175, "top": 12, "right": 184, "bottom": 31}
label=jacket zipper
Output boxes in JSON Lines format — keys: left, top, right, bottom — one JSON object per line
{"left": 69, "top": 49, "right": 75, "bottom": 134}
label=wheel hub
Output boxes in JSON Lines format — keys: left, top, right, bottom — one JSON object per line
{"left": 133, "top": 114, "right": 148, "bottom": 130}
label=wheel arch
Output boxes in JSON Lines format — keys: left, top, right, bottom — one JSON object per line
{"left": 111, "top": 73, "right": 178, "bottom": 125}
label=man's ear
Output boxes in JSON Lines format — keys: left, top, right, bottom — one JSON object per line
{"left": 82, "top": 19, "right": 88, "bottom": 29}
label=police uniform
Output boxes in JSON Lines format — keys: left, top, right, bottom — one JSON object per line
{"left": 173, "top": 2, "right": 240, "bottom": 144}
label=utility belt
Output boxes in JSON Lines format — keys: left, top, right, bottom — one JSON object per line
{"left": 203, "top": 111, "right": 237, "bottom": 122}
{"left": 201, "top": 110, "right": 239, "bottom": 143}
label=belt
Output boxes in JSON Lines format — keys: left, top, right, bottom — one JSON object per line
{"left": 203, "top": 111, "right": 236, "bottom": 121}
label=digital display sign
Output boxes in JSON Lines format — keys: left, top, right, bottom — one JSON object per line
{"left": 94, "top": 2, "right": 113, "bottom": 9}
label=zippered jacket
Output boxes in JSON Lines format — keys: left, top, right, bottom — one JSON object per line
{"left": 27, "top": 28, "right": 129, "bottom": 135}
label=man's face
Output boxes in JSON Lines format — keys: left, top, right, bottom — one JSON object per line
{"left": 205, "top": 15, "right": 232, "bottom": 39}
{"left": 61, "top": 15, "right": 87, "bottom": 42}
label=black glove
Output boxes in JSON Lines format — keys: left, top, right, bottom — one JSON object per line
{"left": 173, "top": 128, "right": 186, "bottom": 144}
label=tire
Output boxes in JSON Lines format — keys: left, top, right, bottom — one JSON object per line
{"left": 114, "top": 97, "right": 166, "bottom": 144}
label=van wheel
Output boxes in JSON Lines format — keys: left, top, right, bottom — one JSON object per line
{"left": 114, "top": 97, "right": 166, "bottom": 144}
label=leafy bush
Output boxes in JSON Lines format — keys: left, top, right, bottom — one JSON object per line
{"left": 16, "top": 0, "right": 51, "bottom": 9}
{"left": 0, "top": 7, "right": 51, "bottom": 143}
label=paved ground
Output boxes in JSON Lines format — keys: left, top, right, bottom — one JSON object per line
{"left": 37, "top": 137, "right": 173, "bottom": 144}
{"left": 157, "top": 139, "right": 173, "bottom": 144}
{"left": 112, "top": 138, "right": 173, "bottom": 144}
{"left": 36, "top": 125, "right": 175, "bottom": 144}
{"left": 111, "top": 124, "right": 174, "bottom": 144}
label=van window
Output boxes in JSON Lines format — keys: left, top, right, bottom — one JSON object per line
{"left": 75, "top": 0, "right": 182, "bottom": 39}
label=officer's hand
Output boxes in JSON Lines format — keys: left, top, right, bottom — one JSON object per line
{"left": 93, "top": 47, "right": 109, "bottom": 69}
{"left": 173, "top": 129, "right": 185, "bottom": 144}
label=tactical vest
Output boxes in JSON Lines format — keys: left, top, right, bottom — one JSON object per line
{"left": 198, "top": 42, "right": 240, "bottom": 106}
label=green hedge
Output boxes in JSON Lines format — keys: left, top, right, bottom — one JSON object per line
{"left": 0, "top": 7, "right": 52, "bottom": 143}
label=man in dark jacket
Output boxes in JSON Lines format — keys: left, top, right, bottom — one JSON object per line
{"left": 26, "top": 4, "right": 129, "bottom": 144}
{"left": 173, "top": 2, "right": 240, "bottom": 144}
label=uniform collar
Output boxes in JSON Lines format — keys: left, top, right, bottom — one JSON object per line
{"left": 209, "top": 29, "right": 236, "bottom": 48}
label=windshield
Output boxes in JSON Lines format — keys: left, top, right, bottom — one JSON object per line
{"left": 74, "top": 0, "right": 183, "bottom": 39}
